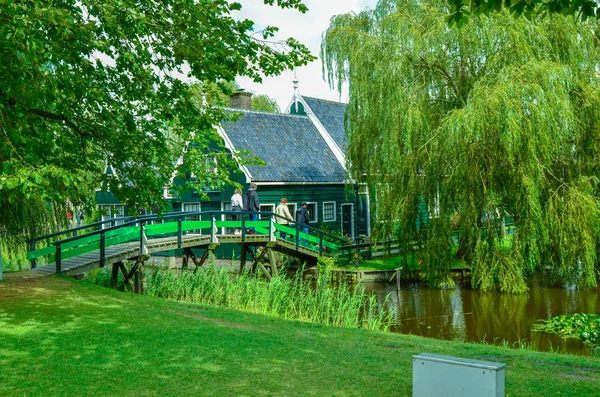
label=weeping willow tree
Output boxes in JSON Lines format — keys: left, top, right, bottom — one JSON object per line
{"left": 322, "top": 0, "right": 600, "bottom": 292}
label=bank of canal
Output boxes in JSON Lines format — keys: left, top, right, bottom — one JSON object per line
{"left": 365, "top": 278, "right": 600, "bottom": 355}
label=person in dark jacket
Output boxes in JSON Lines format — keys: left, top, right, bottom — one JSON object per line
{"left": 296, "top": 201, "right": 310, "bottom": 246}
{"left": 243, "top": 183, "right": 260, "bottom": 234}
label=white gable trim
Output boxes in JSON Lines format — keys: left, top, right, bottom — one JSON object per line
{"left": 291, "top": 95, "right": 347, "bottom": 170}
{"left": 215, "top": 125, "right": 253, "bottom": 184}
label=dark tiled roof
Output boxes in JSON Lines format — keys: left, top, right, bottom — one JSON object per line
{"left": 302, "top": 96, "right": 348, "bottom": 152}
{"left": 222, "top": 110, "right": 346, "bottom": 183}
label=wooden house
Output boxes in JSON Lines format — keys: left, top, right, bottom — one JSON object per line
{"left": 97, "top": 90, "right": 371, "bottom": 258}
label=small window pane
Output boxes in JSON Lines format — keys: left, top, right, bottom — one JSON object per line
{"left": 323, "top": 203, "right": 335, "bottom": 221}
{"left": 259, "top": 205, "right": 274, "bottom": 220}
{"left": 306, "top": 203, "right": 317, "bottom": 222}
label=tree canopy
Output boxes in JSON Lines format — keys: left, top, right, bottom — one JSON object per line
{"left": 447, "top": 0, "right": 600, "bottom": 26}
{"left": 323, "top": 0, "right": 600, "bottom": 292}
{"left": 0, "top": 0, "right": 312, "bottom": 249}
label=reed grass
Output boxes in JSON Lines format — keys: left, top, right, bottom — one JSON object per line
{"left": 87, "top": 259, "right": 392, "bottom": 331}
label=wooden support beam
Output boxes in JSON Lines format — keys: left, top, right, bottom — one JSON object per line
{"left": 267, "top": 248, "right": 278, "bottom": 277}
{"left": 111, "top": 261, "right": 122, "bottom": 289}
{"left": 138, "top": 261, "right": 145, "bottom": 294}
{"left": 118, "top": 261, "right": 139, "bottom": 292}
{"left": 245, "top": 246, "right": 258, "bottom": 272}
{"left": 194, "top": 249, "right": 211, "bottom": 272}
{"left": 134, "top": 268, "right": 140, "bottom": 294}
{"left": 251, "top": 247, "right": 270, "bottom": 277}
{"left": 257, "top": 261, "right": 272, "bottom": 280}
{"left": 240, "top": 245, "right": 247, "bottom": 273}
{"left": 182, "top": 252, "right": 189, "bottom": 271}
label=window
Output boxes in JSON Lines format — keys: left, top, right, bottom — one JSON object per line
{"left": 287, "top": 203, "right": 297, "bottom": 221}
{"left": 259, "top": 204, "right": 275, "bottom": 221}
{"left": 205, "top": 156, "right": 218, "bottom": 174}
{"left": 222, "top": 202, "right": 236, "bottom": 234}
{"left": 306, "top": 202, "right": 317, "bottom": 223}
{"left": 322, "top": 202, "right": 336, "bottom": 222}
{"left": 183, "top": 203, "right": 202, "bottom": 234}
{"left": 99, "top": 204, "right": 126, "bottom": 228}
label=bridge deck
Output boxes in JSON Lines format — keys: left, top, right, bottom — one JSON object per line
{"left": 30, "top": 233, "right": 322, "bottom": 276}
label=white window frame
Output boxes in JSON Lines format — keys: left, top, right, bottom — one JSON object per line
{"left": 206, "top": 156, "right": 218, "bottom": 174}
{"left": 182, "top": 202, "right": 202, "bottom": 234}
{"left": 322, "top": 201, "right": 336, "bottom": 222}
{"left": 306, "top": 202, "right": 318, "bottom": 223}
{"left": 259, "top": 204, "right": 275, "bottom": 221}
{"left": 222, "top": 202, "right": 236, "bottom": 234}
{"left": 99, "top": 204, "right": 126, "bottom": 228}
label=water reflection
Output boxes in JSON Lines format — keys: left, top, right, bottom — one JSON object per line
{"left": 365, "top": 278, "right": 600, "bottom": 355}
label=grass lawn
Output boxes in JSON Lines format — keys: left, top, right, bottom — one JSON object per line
{"left": 1, "top": 275, "right": 599, "bottom": 396}
{"left": 348, "top": 234, "right": 515, "bottom": 271}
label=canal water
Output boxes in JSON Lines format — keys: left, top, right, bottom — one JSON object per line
{"left": 365, "top": 278, "right": 600, "bottom": 355}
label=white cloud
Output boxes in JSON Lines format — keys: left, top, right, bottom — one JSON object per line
{"left": 234, "top": 0, "right": 377, "bottom": 109}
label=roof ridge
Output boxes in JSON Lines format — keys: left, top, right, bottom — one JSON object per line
{"left": 223, "top": 107, "right": 309, "bottom": 119}
{"left": 301, "top": 95, "right": 348, "bottom": 105}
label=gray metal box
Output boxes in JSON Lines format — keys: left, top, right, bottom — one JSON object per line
{"left": 413, "top": 353, "right": 505, "bottom": 397}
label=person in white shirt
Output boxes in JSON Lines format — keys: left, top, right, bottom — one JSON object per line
{"left": 231, "top": 188, "right": 244, "bottom": 234}
{"left": 275, "top": 198, "right": 293, "bottom": 239}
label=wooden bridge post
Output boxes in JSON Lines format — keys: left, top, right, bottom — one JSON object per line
{"left": 240, "top": 246, "right": 247, "bottom": 273}
{"left": 100, "top": 232, "right": 106, "bottom": 268}
{"left": 140, "top": 222, "right": 148, "bottom": 255}
{"left": 55, "top": 245, "right": 62, "bottom": 274}
{"left": 110, "top": 261, "right": 121, "bottom": 289}
{"left": 211, "top": 216, "right": 218, "bottom": 244}
{"left": 267, "top": 248, "right": 278, "bottom": 277}
{"left": 269, "top": 218, "right": 276, "bottom": 242}
{"left": 177, "top": 218, "right": 183, "bottom": 249}
{"left": 29, "top": 241, "right": 37, "bottom": 269}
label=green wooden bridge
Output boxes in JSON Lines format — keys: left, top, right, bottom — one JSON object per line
{"left": 26, "top": 211, "right": 349, "bottom": 289}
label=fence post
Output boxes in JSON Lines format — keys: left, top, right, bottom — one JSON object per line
{"left": 319, "top": 233, "right": 323, "bottom": 256}
{"left": 296, "top": 223, "right": 300, "bottom": 250}
{"left": 211, "top": 216, "right": 218, "bottom": 244}
{"left": 100, "top": 232, "right": 106, "bottom": 268}
{"left": 177, "top": 218, "right": 182, "bottom": 249}
{"left": 29, "top": 240, "right": 37, "bottom": 270}
{"left": 140, "top": 222, "right": 148, "bottom": 255}
{"left": 55, "top": 245, "right": 62, "bottom": 274}
{"left": 269, "top": 217, "right": 276, "bottom": 242}
{"left": 241, "top": 215, "right": 246, "bottom": 242}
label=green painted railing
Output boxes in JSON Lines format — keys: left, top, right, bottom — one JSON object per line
{"left": 27, "top": 211, "right": 348, "bottom": 274}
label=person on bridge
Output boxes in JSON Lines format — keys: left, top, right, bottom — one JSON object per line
{"left": 296, "top": 202, "right": 310, "bottom": 247}
{"left": 275, "top": 198, "right": 293, "bottom": 240}
{"left": 243, "top": 183, "right": 260, "bottom": 234}
{"left": 231, "top": 188, "right": 244, "bottom": 235}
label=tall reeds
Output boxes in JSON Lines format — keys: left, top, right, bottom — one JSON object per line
{"left": 89, "top": 260, "right": 392, "bottom": 331}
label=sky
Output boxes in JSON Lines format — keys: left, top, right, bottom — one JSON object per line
{"left": 235, "top": 0, "right": 378, "bottom": 110}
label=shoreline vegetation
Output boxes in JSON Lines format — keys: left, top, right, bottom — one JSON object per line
{"left": 86, "top": 260, "right": 393, "bottom": 332}
{"left": 1, "top": 275, "right": 599, "bottom": 396}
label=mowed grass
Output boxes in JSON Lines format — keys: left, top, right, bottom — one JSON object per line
{"left": 351, "top": 234, "right": 515, "bottom": 271}
{"left": 1, "top": 276, "right": 599, "bottom": 396}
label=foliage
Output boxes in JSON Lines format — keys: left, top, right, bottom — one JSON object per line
{"left": 533, "top": 314, "right": 600, "bottom": 354}
{"left": 3, "top": 277, "right": 600, "bottom": 395}
{"left": 322, "top": 0, "right": 600, "bottom": 292}
{"left": 446, "top": 0, "right": 600, "bottom": 27}
{"left": 0, "top": 0, "right": 314, "bottom": 250}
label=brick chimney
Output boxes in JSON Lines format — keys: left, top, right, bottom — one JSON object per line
{"left": 230, "top": 90, "right": 252, "bottom": 110}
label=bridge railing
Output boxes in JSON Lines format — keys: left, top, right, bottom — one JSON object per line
{"left": 26, "top": 210, "right": 347, "bottom": 274}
